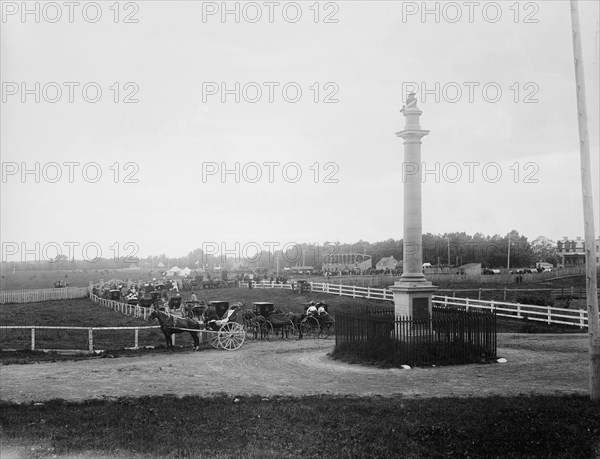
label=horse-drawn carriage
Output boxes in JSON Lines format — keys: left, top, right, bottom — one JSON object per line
{"left": 302, "top": 302, "right": 335, "bottom": 339}
{"left": 149, "top": 300, "right": 246, "bottom": 351}
{"left": 168, "top": 294, "right": 183, "bottom": 310}
{"left": 125, "top": 292, "right": 140, "bottom": 305}
{"left": 242, "top": 302, "right": 295, "bottom": 340}
{"left": 108, "top": 289, "right": 121, "bottom": 301}
{"left": 294, "top": 280, "right": 311, "bottom": 294}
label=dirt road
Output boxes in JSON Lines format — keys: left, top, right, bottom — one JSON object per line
{"left": 0, "top": 334, "right": 588, "bottom": 403}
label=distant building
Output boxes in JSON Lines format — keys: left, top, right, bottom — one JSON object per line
{"left": 323, "top": 253, "right": 372, "bottom": 272}
{"left": 557, "top": 236, "right": 600, "bottom": 268}
{"left": 376, "top": 256, "right": 398, "bottom": 271}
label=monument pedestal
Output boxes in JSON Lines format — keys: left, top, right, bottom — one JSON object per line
{"left": 389, "top": 280, "right": 437, "bottom": 320}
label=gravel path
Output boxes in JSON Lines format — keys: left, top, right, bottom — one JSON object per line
{"left": 0, "top": 334, "right": 589, "bottom": 403}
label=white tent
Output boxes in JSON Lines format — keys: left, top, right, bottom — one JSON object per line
{"left": 166, "top": 266, "right": 181, "bottom": 277}
{"left": 180, "top": 267, "right": 192, "bottom": 277}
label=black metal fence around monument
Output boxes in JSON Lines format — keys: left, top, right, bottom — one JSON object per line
{"left": 333, "top": 305, "right": 497, "bottom": 367}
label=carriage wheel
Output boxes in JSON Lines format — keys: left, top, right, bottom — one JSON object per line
{"left": 318, "top": 320, "right": 335, "bottom": 339}
{"left": 208, "top": 329, "right": 220, "bottom": 349}
{"left": 218, "top": 323, "right": 245, "bottom": 351}
{"left": 285, "top": 319, "right": 295, "bottom": 339}
{"left": 300, "top": 316, "right": 320, "bottom": 339}
{"left": 288, "top": 320, "right": 298, "bottom": 337}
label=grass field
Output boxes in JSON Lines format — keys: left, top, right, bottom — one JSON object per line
{"left": 0, "top": 268, "right": 152, "bottom": 290}
{"left": 0, "top": 288, "right": 584, "bottom": 361}
{"left": 1, "top": 288, "right": 597, "bottom": 457}
{"left": 1, "top": 394, "right": 599, "bottom": 458}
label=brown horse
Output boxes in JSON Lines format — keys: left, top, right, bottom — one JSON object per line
{"left": 287, "top": 312, "right": 307, "bottom": 339}
{"left": 148, "top": 306, "right": 202, "bottom": 350}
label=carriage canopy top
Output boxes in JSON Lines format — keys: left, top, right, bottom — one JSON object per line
{"left": 208, "top": 301, "right": 230, "bottom": 319}
{"left": 253, "top": 302, "right": 275, "bottom": 317}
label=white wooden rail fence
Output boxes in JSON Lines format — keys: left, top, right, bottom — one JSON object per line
{"left": 0, "top": 287, "right": 89, "bottom": 304}
{"left": 89, "top": 292, "right": 150, "bottom": 320}
{"left": 249, "top": 280, "right": 590, "bottom": 329}
{"left": 0, "top": 290, "right": 160, "bottom": 352}
{"left": 432, "top": 296, "right": 587, "bottom": 328}
{"left": 0, "top": 325, "right": 158, "bottom": 352}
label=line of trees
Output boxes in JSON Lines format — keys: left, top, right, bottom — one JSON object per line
{"left": 1, "top": 232, "right": 559, "bottom": 273}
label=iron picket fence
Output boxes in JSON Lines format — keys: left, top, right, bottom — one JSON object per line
{"left": 334, "top": 305, "right": 496, "bottom": 367}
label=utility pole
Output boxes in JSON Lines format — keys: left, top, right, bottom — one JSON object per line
{"left": 507, "top": 232, "right": 511, "bottom": 270}
{"left": 570, "top": 0, "right": 599, "bottom": 400}
{"left": 447, "top": 237, "right": 451, "bottom": 268}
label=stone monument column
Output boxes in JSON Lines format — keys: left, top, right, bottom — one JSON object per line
{"left": 390, "top": 93, "right": 437, "bottom": 319}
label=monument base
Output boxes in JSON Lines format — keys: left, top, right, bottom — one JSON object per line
{"left": 389, "top": 281, "right": 437, "bottom": 319}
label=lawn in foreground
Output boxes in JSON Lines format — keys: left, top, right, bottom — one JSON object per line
{"left": 1, "top": 395, "right": 598, "bottom": 458}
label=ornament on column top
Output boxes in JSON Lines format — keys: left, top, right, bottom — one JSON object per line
{"left": 400, "top": 92, "right": 418, "bottom": 113}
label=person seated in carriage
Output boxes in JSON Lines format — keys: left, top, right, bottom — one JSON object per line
{"left": 307, "top": 301, "right": 318, "bottom": 317}
{"left": 203, "top": 304, "right": 220, "bottom": 330}
{"left": 317, "top": 303, "right": 328, "bottom": 316}
{"left": 168, "top": 293, "right": 182, "bottom": 313}
{"left": 189, "top": 292, "right": 198, "bottom": 303}
{"left": 161, "top": 292, "right": 170, "bottom": 311}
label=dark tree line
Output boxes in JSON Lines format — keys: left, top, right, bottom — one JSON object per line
{"left": 3, "top": 231, "right": 558, "bottom": 272}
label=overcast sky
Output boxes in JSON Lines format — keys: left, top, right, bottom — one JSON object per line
{"left": 1, "top": 0, "right": 599, "bottom": 262}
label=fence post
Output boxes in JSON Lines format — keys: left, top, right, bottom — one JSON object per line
{"left": 352, "top": 286, "right": 356, "bottom": 298}
{"left": 88, "top": 329, "right": 94, "bottom": 352}
{"left": 517, "top": 303, "right": 521, "bottom": 319}
{"left": 31, "top": 328, "right": 35, "bottom": 350}
{"left": 465, "top": 298, "right": 470, "bottom": 312}
{"left": 478, "top": 288, "right": 482, "bottom": 300}
{"left": 547, "top": 308, "right": 551, "bottom": 325}
{"left": 580, "top": 309, "right": 585, "bottom": 329}
{"left": 444, "top": 296, "right": 448, "bottom": 307}
{"left": 367, "top": 287, "right": 371, "bottom": 299}
{"left": 134, "top": 328, "right": 139, "bottom": 349}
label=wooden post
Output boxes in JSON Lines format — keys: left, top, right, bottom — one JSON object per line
{"left": 134, "top": 328, "right": 139, "bottom": 349}
{"left": 31, "top": 328, "right": 35, "bottom": 350}
{"left": 571, "top": 0, "right": 600, "bottom": 400}
{"left": 88, "top": 329, "right": 94, "bottom": 352}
